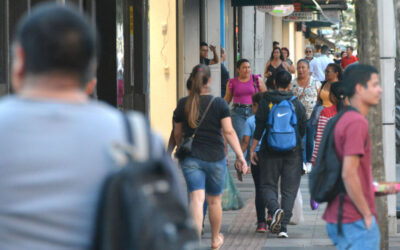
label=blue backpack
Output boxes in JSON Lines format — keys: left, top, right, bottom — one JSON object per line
{"left": 267, "top": 96, "right": 297, "bottom": 151}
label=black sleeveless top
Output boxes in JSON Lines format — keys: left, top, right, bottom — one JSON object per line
{"left": 266, "top": 62, "right": 285, "bottom": 90}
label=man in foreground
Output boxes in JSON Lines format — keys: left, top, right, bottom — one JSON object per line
{"left": 323, "top": 65, "right": 381, "bottom": 249}
{"left": 0, "top": 3, "right": 167, "bottom": 249}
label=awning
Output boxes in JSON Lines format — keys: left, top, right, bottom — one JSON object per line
{"left": 231, "top": 0, "right": 294, "bottom": 6}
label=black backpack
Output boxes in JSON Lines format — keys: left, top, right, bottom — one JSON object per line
{"left": 309, "top": 106, "right": 356, "bottom": 234}
{"left": 91, "top": 112, "right": 199, "bottom": 250}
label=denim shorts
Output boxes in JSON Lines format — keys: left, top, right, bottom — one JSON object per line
{"left": 231, "top": 106, "right": 253, "bottom": 142}
{"left": 180, "top": 157, "right": 227, "bottom": 196}
{"left": 326, "top": 216, "right": 380, "bottom": 250}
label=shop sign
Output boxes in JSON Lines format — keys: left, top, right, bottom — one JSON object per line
{"left": 283, "top": 12, "right": 313, "bottom": 22}
{"left": 257, "top": 5, "right": 294, "bottom": 17}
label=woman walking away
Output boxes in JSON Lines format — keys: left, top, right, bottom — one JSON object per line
{"left": 224, "top": 59, "right": 266, "bottom": 142}
{"left": 291, "top": 59, "right": 321, "bottom": 170}
{"left": 174, "top": 64, "right": 248, "bottom": 250}
{"left": 281, "top": 47, "right": 296, "bottom": 74}
{"left": 264, "top": 47, "right": 291, "bottom": 90}
{"left": 310, "top": 81, "right": 347, "bottom": 210}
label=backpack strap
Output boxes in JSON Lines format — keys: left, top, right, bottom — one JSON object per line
{"left": 123, "top": 111, "right": 153, "bottom": 161}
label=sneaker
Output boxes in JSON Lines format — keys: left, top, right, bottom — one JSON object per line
{"left": 270, "top": 209, "right": 284, "bottom": 234}
{"left": 278, "top": 227, "right": 288, "bottom": 238}
{"left": 266, "top": 215, "right": 272, "bottom": 229}
{"left": 256, "top": 222, "right": 267, "bottom": 233}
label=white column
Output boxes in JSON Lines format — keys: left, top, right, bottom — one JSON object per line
{"left": 205, "top": 0, "right": 221, "bottom": 97}
{"left": 181, "top": 0, "right": 200, "bottom": 97}
{"left": 224, "top": 0, "right": 235, "bottom": 75}
{"left": 264, "top": 13, "right": 273, "bottom": 78}
{"left": 241, "top": 7, "right": 255, "bottom": 67}
{"left": 377, "top": 0, "right": 397, "bottom": 235}
{"left": 254, "top": 9, "right": 265, "bottom": 75}
{"left": 272, "top": 16, "right": 282, "bottom": 46}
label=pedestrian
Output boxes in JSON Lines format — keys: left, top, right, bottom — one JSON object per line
{"left": 224, "top": 59, "right": 267, "bottom": 142}
{"left": 250, "top": 70, "right": 307, "bottom": 238}
{"left": 264, "top": 48, "right": 291, "bottom": 90}
{"left": 238, "top": 93, "right": 267, "bottom": 232}
{"left": 340, "top": 46, "right": 358, "bottom": 69}
{"left": 220, "top": 47, "right": 230, "bottom": 98}
{"left": 319, "top": 63, "right": 343, "bottom": 108}
{"left": 200, "top": 41, "right": 219, "bottom": 66}
{"left": 314, "top": 44, "right": 322, "bottom": 58}
{"left": 310, "top": 45, "right": 334, "bottom": 82}
{"left": 281, "top": 47, "right": 296, "bottom": 74}
{"left": 173, "top": 64, "right": 248, "bottom": 249}
{"left": 273, "top": 41, "right": 280, "bottom": 49}
{"left": 323, "top": 64, "right": 387, "bottom": 249}
{"left": 304, "top": 46, "right": 314, "bottom": 63}
{"left": 291, "top": 59, "right": 321, "bottom": 169}
{"left": 333, "top": 52, "right": 341, "bottom": 65}
{"left": 0, "top": 3, "right": 168, "bottom": 249}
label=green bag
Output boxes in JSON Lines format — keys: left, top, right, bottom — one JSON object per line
{"left": 221, "top": 171, "right": 244, "bottom": 211}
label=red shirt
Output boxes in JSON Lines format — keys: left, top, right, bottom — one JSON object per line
{"left": 341, "top": 55, "right": 358, "bottom": 69}
{"left": 311, "top": 105, "right": 338, "bottom": 165}
{"left": 322, "top": 111, "right": 376, "bottom": 223}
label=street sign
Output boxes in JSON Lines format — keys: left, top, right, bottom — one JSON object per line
{"left": 231, "top": 0, "right": 294, "bottom": 7}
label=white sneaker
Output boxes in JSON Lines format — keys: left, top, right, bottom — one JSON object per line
{"left": 306, "top": 162, "right": 312, "bottom": 173}
{"left": 278, "top": 231, "right": 288, "bottom": 238}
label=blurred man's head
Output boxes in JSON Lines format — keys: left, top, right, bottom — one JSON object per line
{"left": 346, "top": 46, "right": 354, "bottom": 57}
{"left": 275, "top": 70, "right": 292, "bottom": 90}
{"left": 12, "top": 3, "right": 97, "bottom": 93}
{"left": 273, "top": 41, "right": 280, "bottom": 49}
{"left": 321, "top": 45, "right": 329, "bottom": 55}
{"left": 200, "top": 42, "right": 209, "bottom": 59}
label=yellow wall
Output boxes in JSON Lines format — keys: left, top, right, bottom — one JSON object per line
{"left": 149, "top": 0, "right": 177, "bottom": 142}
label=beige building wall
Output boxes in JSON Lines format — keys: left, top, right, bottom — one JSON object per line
{"left": 149, "top": 0, "right": 177, "bottom": 142}
{"left": 295, "top": 30, "right": 305, "bottom": 67}
{"left": 272, "top": 16, "right": 282, "bottom": 46}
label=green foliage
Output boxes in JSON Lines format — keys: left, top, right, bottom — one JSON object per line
{"left": 332, "top": 0, "right": 357, "bottom": 50}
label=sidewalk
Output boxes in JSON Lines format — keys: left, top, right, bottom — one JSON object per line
{"left": 199, "top": 160, "right": 400, "bottom": 249}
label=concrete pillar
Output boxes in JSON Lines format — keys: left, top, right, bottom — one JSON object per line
{"left": 180, "top": 0, "right": 200, "bottom": 98}
{"left": 272, "top": 16, "right": 282, "bottom": 46}
{"left": 377, "top": 0, "right": 397, "bottom": 235}
{"left": 254, "top": 9, "right": 265, "bottom": 75}
{"left": 282, "top": 21, "right": 290, "bottom": 48}
{"left": 241, "top": 7, "right": 255, "bottom": 67}
{"left": 264, "top": 14, "right": 273, "bottom": 61}
{"left": 294, "top": 30, "right": 305, "bottom": 66}
{"left": 204, "top": 0, "right": 221, "bottom": 97}
{"left": 224, "top": 0, "right": 234, "bottom": 76}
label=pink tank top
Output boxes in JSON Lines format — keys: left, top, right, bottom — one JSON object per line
{"left": 229, "top": 75, "right": 260, "bottom": 104}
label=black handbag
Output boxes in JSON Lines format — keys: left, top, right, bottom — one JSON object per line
{"left": 175, "top": 97, "right": 216, "bottom": 160}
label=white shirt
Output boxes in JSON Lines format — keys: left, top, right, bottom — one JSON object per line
{"left": 309, "top": 54, "right": 333, "bottom": 82}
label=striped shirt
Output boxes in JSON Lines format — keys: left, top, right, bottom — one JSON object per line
{"left": 311, "top": 105, "right": 338, "bottom": 165}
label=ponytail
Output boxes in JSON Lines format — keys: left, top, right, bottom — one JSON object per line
{"left": 330, "top": 81, "right": 346, "bottom": 112}
{"left": 185, "top": 64, "right": 211, "bottom": 128}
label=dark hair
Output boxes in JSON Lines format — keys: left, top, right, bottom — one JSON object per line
{"left": 252, "top": 92, "right": 262, "bottom": 105}
{"left": 326, "top": 63, "right": 343, "bottom": 80}
{"left": 346, "top": 46, "right": 354, "bottom": 51}
{"left": 340, "top": 51, "right": 346, "bottom": 57}
{"left": 14, "top": 3, "right": 97, "bottom": 86}
{"left": 273, "top": 41, "right": 280, "bottom": 47}
{"left": 270, "top": 47, "right": 284, "bottom": 61}
{"left": 275, "top": 70, "right": 292, "bottom": 89}
{"left": 185, "top": 64, "right": 211, "bottom": 128}
{"left": 343, "top": 64, "right": 378, "bottom": 98}
{"left": 330, "top": 81, "right": 346, "bottom": 112}
{"left": 186, "top": 78, "right": 192, "bottom": 90}
{"left": 315, "top": 44, "right": 321, "bottom": 51}
{"left": 281, "top": 47, "right": 290, "bottom": 58}
{"left": 297, "top": 59, "right": 310, "bottom": 68}
{"left": 321, "top": 45, "right": 329, "bottom": 54}
{"left": 200, "top": 42, "right": 208, "bottom": 48}
{"left": 236, "top": 58, "right": 250, "bottom": 69}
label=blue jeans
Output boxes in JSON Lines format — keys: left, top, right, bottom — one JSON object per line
{"left": 231, "top": 106, "right": 253, "bottom": 142}
{"left": 181, "top": 157, "right": 227, "bottom": 196}
{"left": 302, "top": 120, "right": 315, "bottom": 163}
{"left": 326, "top": 216, "right": 380, "bottom": 250}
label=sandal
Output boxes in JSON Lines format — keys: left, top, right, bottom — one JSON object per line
{"left": 211, "top": 233, "right": 224, "bottom": 250}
